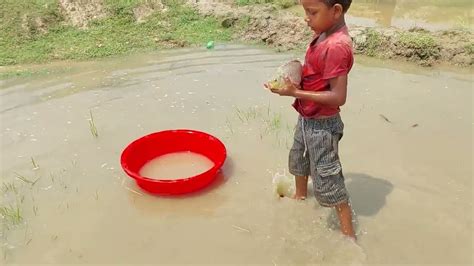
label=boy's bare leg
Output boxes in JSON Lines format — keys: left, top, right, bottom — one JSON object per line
{"left": 335, "top": 202, "right": 356, "bottom": 239}
{"left": 293, "top": 176, "right": 308, "bottom": 200}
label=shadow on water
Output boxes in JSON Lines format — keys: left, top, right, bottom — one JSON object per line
{"left": 326, "top": 172, "right": 394, "bottom": 230}
{"left": 345, "top": 172, "right": 394, "bottom": 217}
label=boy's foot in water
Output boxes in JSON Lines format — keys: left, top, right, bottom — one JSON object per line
{"left": 293, "top": 176, "right": 308, "bottom": 200}
{"left": 292, "top": 194, "right": 307, "bottom": 200}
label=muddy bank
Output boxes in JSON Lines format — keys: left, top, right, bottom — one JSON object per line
{"left": 58, "top": 0, "right": 107, "bottom": 28}
{"left": 21, "top": 0, "right": 165, "bottom": 31}
{"left": 189, "top": 1, "right": 473, "bottom": 67}
{"left": 1, "top": 1, "right": 229, "bottom": 66}
{"left": 59, "top": 0, "right": 166, "bottom": 27}
{"left": 5, "top": 0, "right": 473, "bottom": 68}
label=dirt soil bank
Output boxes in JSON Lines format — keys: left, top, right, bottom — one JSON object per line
{"left": 188, "top": 1, "right": 473, "bottom": 67}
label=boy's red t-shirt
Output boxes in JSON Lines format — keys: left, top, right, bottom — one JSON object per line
{"left": 293, "top": 26, "right": 354, "bottom": 118}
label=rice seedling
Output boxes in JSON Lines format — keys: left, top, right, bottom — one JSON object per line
{"left": 268, "top": 113, "right": 282, "bottom": 131}
{"left": 234, "top": 107, "right": 245, "bottom": 122}
{"left": 225, "top": 118, "right": 234, "bottom": 134}
{"left": 89, "top": 110, "right": 99, "bottom": 138}
{"left": 14, "top": 172, "right": 39, "bottom": 185}
{"left": 0, "top": 204, "right": 23, "bottom": 226}
{"left": 261, "top": 112, "right": 283, "bottom": 137}
{"left": 232, "top": 225, "right": 251, "bottom": 233}
{"left": 1, "top": 182, "right": 17, "bottom": 194}
{"left": 246, "top": 106, "right": 260, "bottom": 120}
{"left": 234, "top": 106, "right": 262, "bottom": 122}
{"left": 31, "top": 157, "right": 39, "bottom": 170}
{"left": 266, "top": 101, "right": 271, "bottom": 117}
{"left": 50, "top": 172, "right": 56, "bottom": 183}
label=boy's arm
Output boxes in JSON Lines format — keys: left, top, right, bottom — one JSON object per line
{"left": 293, "top": 75, "right": 347, "bottom": 107}
{"left": 273, "top": 75, "right": 348, "bottom": 107}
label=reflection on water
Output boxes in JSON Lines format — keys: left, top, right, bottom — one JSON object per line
{"left": 353, "top": 0, "right": 397, "bottom": 27}
{"left": 291, "top": 0, "right": 474, "bottom": 30}
{"left": 352, "top": 0, "right": 474, "bottom": 30}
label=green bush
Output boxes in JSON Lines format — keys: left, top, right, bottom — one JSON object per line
{"left": 398, "top": 32, "right": 440, "bottom": 60}
{"left": 365, "top": 29, "right": 382, "bottom": 57}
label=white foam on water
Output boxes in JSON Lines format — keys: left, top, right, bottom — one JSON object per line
{"left": 271, "top": 169, "right": 294, "bottom": 198}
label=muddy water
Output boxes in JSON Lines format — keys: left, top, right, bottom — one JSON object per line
{"left": 0, "top": 45, "right": 472, "bottom": 265}
{"left": 290, "top": 0, "right": 474, "bottom": 31}
{"left": 139, "top": 152, "right": 215, "bottom": 180}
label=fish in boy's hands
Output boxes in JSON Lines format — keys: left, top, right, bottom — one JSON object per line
{"left": 266, "top": 60, "right": 302, "bottom": 91}
{"left": 268, "top": 78, "right": 285, "bottom": 90}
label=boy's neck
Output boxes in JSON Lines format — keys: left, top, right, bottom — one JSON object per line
{"left": 323, "top": 18, "right": 346, "bottom": 37}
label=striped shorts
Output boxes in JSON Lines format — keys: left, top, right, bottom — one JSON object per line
{"left": 288, "top": 114, "right": 349, "bottom": 207}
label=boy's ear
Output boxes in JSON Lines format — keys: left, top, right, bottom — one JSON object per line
{"left": 333, "top": 3, "right": 344, "bottom": 18}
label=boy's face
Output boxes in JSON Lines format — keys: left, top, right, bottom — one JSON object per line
{"left": 301, "top": 0, "right": 343, "bottom": 33}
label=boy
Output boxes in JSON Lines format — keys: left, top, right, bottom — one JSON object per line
{"left": 265, "top": 0, "right": 355, "bottom": 239}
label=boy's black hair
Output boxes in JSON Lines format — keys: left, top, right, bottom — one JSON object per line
{"left": 324, "top": 0, "right": 352, "bottom": 12}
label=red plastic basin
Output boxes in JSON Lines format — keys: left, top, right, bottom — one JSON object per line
{"left": 120, "top": 130, "right": 227, "bottom": 195}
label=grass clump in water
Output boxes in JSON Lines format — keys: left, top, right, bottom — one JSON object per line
{"left": 1, "top": 182, "right": 17, "bottom": 194}
{"left": 234, "top": 106, "right": 261, "bottom": 122}
{"left": 0, "top": 69, "right": 49, "bottom": 80}
{"left": 14, "top": 172, "right": 39, "bottom": 185}
{"left": 0, "top": 204, "right": 23, "bottom": 227}
{"left": 31, "top": 157, "right": 40, "bottom": 170}
{"left": 89, "top": 110, "right": 99, "bottom": 138}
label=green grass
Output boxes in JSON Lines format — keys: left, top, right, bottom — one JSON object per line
{"left": 31, "top": 157, "right": 40, "bottom": 170}
{"left": 454, "top": 15, "right": 471, "bottom": 30}
{"left": 0, "top": 204, "right": 23, "bottom": 227}
{"left": 0, "top": 0, "right": 233, "bottom": 66}
{"left": 398, "top": 31, "right": 440, "bottom": 60}
{"left": 104, "top": 0, "right": 144, "bottom": 15}
{"left": 229, "top": 104, "right": 290, "bottom": 147}
{"left": 0, "top": 0, "right": 62, "bottom": 37}
{"left": 88, "top": 110, "right": 99, "bottom": 138}
{"left": 360, "top": 29, "right": 442, "bottom": 62}
{"left": 236, "top": 0, "right": 296, "bottom": 9}
{"left": 1, "top": 182, "right": 18, "bottom": 194}
{"left": 265, "top": 112, "right": 282, "bottom": 132}
{"left": 234, "top": 106, "right": 261, "bottom": 122}
{"left": 465, "top": 43, "right": 474, "bottom": 55}
{"left": 0, "top": 69, "right": 51, "bottom": 80}
{"left": 365, "top": 29, "right": 382, "bottom": 57}
{"left": 13, "top": 172, "right": 39, "bottom": 185}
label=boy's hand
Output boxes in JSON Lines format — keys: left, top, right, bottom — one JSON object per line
{"left": 264, "top": 77, "right": 300, "bottom": 97}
